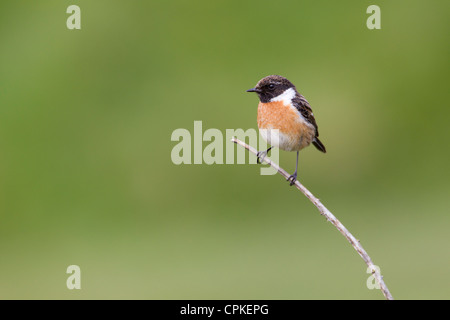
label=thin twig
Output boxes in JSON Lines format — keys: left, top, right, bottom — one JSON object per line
{"left": 231, "top": 137, "right": 394, "bottom": 300}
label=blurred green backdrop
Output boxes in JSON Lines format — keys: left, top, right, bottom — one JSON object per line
{"left": 0, "top": 0, "right": 449, "bottom": 299}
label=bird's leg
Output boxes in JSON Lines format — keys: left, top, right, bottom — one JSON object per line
{"left": 256, "top": 147, "right": 273, "bottom": 164}
{"left": 287, "top": 151, "right": 299, "bottom": 186}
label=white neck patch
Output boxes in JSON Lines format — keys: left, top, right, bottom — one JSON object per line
{"left": 270, "top": 87, "right": 296, "bottom": 105}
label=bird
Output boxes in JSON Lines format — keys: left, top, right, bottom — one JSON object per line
{"left": 246, "top": 75, "right": 326, "bottom": 186}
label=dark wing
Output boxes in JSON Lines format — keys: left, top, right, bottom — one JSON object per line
{"left": 292, "top": 94, "right": 319, "bottom": 137}
{"left": 292, "top": 93, "right": 326, "bottom": 153}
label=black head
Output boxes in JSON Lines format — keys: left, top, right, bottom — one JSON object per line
{"left": 246, "top": 75, "right": 296, "bottom": 103}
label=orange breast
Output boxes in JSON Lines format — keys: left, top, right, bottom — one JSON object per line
{"left": 257, "top": 101, "right": 315, "bottom": 151}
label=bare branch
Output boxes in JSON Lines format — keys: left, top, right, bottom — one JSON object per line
{"left": 231, "top": 137, "right": 394, "bottom": 300}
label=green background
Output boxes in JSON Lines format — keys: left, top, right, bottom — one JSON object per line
{"left": 0, "top": 0, "right": 449, "bottom": 299}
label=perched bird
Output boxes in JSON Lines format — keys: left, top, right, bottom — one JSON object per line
{"left": 247, "top": 75, "right": 326, "bottom": 185}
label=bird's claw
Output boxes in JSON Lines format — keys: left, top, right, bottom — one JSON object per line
{"left": 256, "top": 151, "right": 267, "bottom": 164}
{"left": 287, "top": 173, "right": 297, "bottom": 186}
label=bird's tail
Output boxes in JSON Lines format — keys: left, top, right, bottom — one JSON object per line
{"left": 312, "top": 138, "right": 326, "bottom": 153}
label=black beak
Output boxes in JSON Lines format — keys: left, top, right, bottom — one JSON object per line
{"left": 246, "top": 88, "right": 262, "bottom": 93}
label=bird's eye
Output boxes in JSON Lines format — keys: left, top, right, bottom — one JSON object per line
{"left": 268, "top": 84, "right": 275, "bottom": 89}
